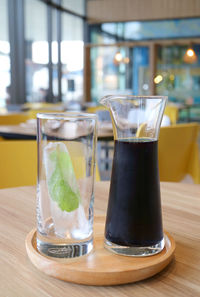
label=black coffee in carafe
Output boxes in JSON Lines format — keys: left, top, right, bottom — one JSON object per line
{"left": 105, "top": 139, "right": 163, "bottom": 247}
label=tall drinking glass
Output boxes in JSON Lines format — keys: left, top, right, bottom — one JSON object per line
{"left": 36, "top": 112, "right": 97, "bottom": 258}
{"left": 100, "top": 95, "right": 167, "bottom": 257}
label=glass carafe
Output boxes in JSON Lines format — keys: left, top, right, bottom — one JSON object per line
{"left": 100, "top": 95, "right": 167, "bottom": 256}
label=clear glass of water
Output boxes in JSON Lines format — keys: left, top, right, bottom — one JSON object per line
{"left": 36, "top": 112, "right": 97, "bottom": 258}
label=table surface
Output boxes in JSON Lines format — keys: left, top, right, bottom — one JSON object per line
{"left": 0, "top": 182, "right": 200, "bottom": 297}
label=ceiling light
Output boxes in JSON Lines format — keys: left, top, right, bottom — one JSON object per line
{"left": 154, "top": 75, "right": 163, "bottom": 84}
{"left": 183, "top": 47, "right": 197, "bottom": 64}
{"left": 114, "top": 52, "right": 123, "bottom": 63}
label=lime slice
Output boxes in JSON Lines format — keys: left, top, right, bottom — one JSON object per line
{"left": 44, "top": 143, "right": 80, "bottom": 212}
{"left": 136, "top": 122, "right": 147, "bottom": 137}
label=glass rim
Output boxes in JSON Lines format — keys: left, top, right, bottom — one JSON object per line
{"left": 100, "top": 95, "right": 168, "bottom": 104}
{"left": 36, "top": 112, "right": 97, "bottom": 120}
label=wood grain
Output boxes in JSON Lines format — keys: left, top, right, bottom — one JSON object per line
{"left": 25, "top": 216, "right": 175, "bottom": 286}
{"left": 87, "top": 0, "right": 200, "bottom": 23}
{"left": 149, "top": 43, "right": 157, "bottom": 95}
{"left": 0, "top": 182, "right": 200, "bottom": 296}
{"left": 83, "top": 46, "right": 91, "bottom": 103}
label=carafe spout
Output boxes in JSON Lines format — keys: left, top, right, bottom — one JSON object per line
{"left": 99, "top": 95, "right": 167, "bottom": 140}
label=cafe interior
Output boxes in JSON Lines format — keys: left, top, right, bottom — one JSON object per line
{"left": 1, "top": 0, "right": 200, "bottom": 296}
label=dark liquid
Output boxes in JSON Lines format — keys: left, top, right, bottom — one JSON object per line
{"left": 105, "top": 139, "right": 163, "bottom": 247}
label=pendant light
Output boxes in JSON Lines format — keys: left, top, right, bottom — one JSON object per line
{"left": 183, "top": 46, "right": 197, "bottom": 64}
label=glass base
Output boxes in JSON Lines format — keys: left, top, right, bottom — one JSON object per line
{"left": 37, "top": 238, "right": 93, "bottom": 259}
{"left": 104, "top": 237, "right": 165, "bottom": 257}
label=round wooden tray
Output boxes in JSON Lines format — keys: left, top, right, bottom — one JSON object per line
{"left": 25, "top": 215, "right": 175, "bottom": 286}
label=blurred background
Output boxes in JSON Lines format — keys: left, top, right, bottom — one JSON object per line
{"left": 0, "top": 0, "right": 85, "bottom": 107}
{"left": 0, "top": 0, "right": 200, "bottom": 120}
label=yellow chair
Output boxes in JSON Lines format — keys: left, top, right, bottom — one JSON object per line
{"left": 0, "top": 113, "right": 30, "bottom": 125}
{"left": 28, "top": 109, "right": 65, "bottom": 119}
{"left": 86, "top": 105, "right": 106, "bottom": 114}
{"left": 0, "top": 141, "right": 37, "bottom": 188}
{"left": 22, "top": 102, "right": 62, "bottom": 109}
{"left": 65, "top": 141, "right": 100, "bottom": 181}
{"left": 0, "top": 140, "right": 100, "bottom": 189}
{"left": 164, "top": 105, "right": 179, "bottom": 125}
{"left": 158, "top": 123, "right": 200, "bottom": 183}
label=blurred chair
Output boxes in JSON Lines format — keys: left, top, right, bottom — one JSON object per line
{"left": 23, "top": 102, "right": 65, "bottom": 119}
{"left": 0, "top": 140, "right": 100, "bottom": 189}
{"left": 65, "top": 141, "right": 100, "bottom": 181}
{"left": 22, "top": 102, "right": 62, "bottom": 109}
{"left": 86, "top": 105, "right": 106, "bottom": 114}
{"left": 0, "top": 113, "right": 30, "bottom": 125}
{"left": 164, "top": 105, "right": 179, "bottom": 125}
{"left": 0, "top": 141, "right": 37, "bottom": 189}
{"left": 159, "top": 123, "right": 200, "bottom": 183}
{"left": 28, "top": 109, "right": 63, "bottom": 119}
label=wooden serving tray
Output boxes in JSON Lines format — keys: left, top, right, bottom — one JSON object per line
{"left": 25, "top": 215, "right": 175, "bottom": 286}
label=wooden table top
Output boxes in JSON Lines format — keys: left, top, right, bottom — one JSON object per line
{"left": 0, "top": 182, "right": 200, "bottom": 296}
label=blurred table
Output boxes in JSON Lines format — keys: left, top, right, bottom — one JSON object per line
{"left": 0, "top": 124, "right": 36, "bottom": 139}
{"left": 0, "top": 122, "right": 113, "bottom": 140}
{"left": 0, "top": 182, "right": 200, "bottom": 296}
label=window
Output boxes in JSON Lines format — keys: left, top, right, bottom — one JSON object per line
{"left": 3, "top": 0, "right": 85, "bottom": 105}
{"left": 25, "top": 0, "right": 49, "bottom": 102}
{"left": 90, "top": 18, "right": 200, "bottom": 44}
{"left": 156, "top": 44, "right": 200, "bottom": 104}
{"left": 0, "top": 0, "right": 10, "bottom": 107}
{"left": 88, "top": 18, "right": 200, "bottom": 107}
{"left": 90, "top": 45, "right": 149, "bottom": 102}
{"left": 61, "top": 13, "right": 84, "bottom": 101}
{"left": 62, "top": 0, "right": 85, "bottom": 15}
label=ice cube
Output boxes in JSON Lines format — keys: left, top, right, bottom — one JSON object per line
{"left": 50, "top": 199, "right": 91, "bottom": 239}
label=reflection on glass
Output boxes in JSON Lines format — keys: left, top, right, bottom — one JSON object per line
{"left": 0, "top": 0, "right": 10, "bottom": 107}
